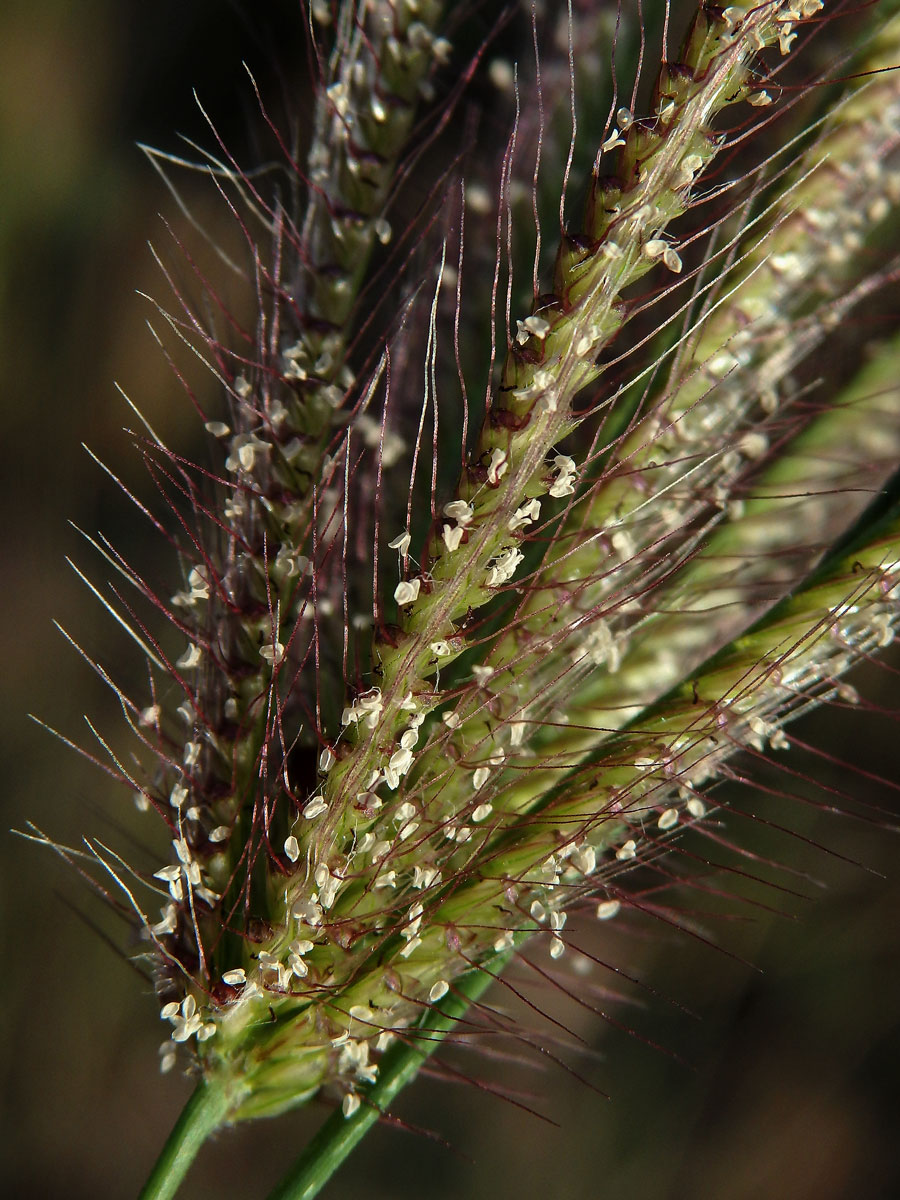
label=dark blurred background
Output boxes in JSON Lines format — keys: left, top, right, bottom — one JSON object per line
{"left": 2, "top": 2, "right": 899, "bottom": 1197}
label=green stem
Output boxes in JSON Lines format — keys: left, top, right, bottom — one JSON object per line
{"left": 265, "top": 959, "right": 507, "bottom": 1200}
{"left": 139, "top": 1076, "right": 232, "bottom": 1200}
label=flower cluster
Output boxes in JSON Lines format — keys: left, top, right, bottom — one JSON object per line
{"left": 33, "top": 2, "right": 900, "bottom": 1196}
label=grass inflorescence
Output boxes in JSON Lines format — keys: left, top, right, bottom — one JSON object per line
{"left": 28, "top": 2, "right": 900, "bottom": 1196}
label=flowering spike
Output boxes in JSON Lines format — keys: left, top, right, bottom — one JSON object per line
{"left": 30, "top": 3, "right": 900, "bottom": 1197}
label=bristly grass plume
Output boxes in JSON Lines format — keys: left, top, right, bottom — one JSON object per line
{"left": 27, "top": 1, "right": 900, "bottom": 1196}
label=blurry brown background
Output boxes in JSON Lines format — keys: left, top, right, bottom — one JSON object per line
{"left": 2, "top": 2, "right": 899, "bottom": 1197}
